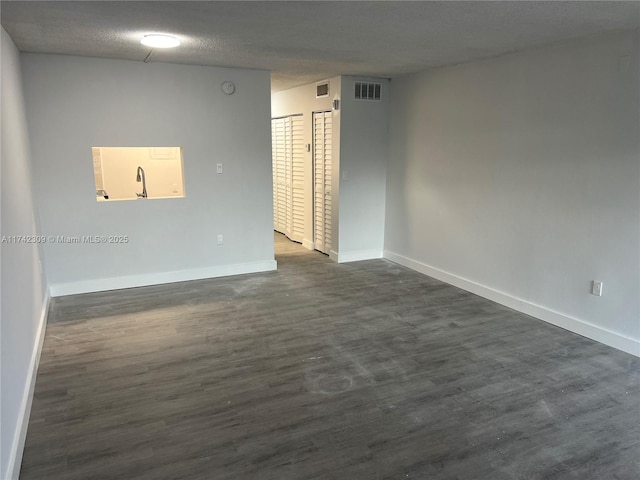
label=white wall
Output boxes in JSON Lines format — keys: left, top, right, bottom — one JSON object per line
{"left": 385, "top": 30, "right": 640, "bottom": 355}
{"left": 272, "top": 77, "right": 341, "bottom": 251}
{"left": 21, "top": 54, "right": 276, "bottom": 296}
{"left": 339, "top": 76, "right": 389, "bottom": 261}
{"left": 1, "top": 28, "right": 48, "bottom": 479}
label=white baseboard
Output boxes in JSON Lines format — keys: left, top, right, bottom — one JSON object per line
{"left": 337, "top": 249, "right": 383, "bottom": 263}
{"left": 49, "top": 260, "right": 277, "bottom": 297}
{"left": 329, "top": 250, "right": 340, "bottom": 262}
{"left": 383, "top": 250, "right": 640, "bottom": 357}
{"left": 301, "top": 239, "right": 314, "bottom": 251}
{"left": 6, "top": 292, "right": 50, "bottom": 480}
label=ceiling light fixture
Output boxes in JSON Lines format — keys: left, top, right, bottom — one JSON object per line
{"left": 140, "top": 34, "right": 180, "bottom": 49}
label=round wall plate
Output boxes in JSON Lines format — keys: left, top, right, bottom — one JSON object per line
{"left": 221, "top": 81, "right": 236, "bottom": 95}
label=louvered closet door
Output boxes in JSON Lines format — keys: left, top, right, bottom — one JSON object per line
{"left": 272, "top": 117, "right": 288, "bottom": 234}
{"left": 271, "top": 115, "right": 305, "bottom": 242}
{"left": 313, "top": 111, "right": 332, "bottom": 255}
{"left": 283, "top": 118, "right": 293, "bottom": 236}
{"left": 271, "top": 120, "right": 279, "bottom": 229}
{"left": 289, "top": 116, "right": 305, "bottom": 242}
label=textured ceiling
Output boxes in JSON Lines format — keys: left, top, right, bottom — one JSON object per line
{"left": 2, "top": 1, "right": 639, "bottom": 91}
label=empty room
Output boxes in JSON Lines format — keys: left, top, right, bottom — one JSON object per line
{"left": 1, "top": 1, "right": 639, "bottom": 479}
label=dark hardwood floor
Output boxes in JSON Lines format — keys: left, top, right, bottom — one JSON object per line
{"left": 20, "top": 233, "right": 640, "bottom": 479}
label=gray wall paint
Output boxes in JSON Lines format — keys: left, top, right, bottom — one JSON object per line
{"left": 1, "top": 28, "right": 47, "bottom": 479}
{"left": 21, "top": 54, "right": 275, "bottom": 294}
{"left": 385, "top": 30, "right": 640, "bottom": 345}
{"left": 339, "top": 76, "right": 388, "bottom": 258}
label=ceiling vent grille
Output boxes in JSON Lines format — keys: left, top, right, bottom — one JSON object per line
{"left": 354, "top": 81, "right": 382, "bottom": 101}
{"left": 316, "top": 82, "right": 329, "bottom": 98}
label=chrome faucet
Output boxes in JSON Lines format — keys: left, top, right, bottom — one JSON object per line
{"left": 136, "top": 166, "right": 147, "bottom": 198}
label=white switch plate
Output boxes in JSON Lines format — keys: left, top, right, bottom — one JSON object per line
{"left": 591, "top": 280, "right": 603, "bottom": 296}
{"left": 216, "top": 163, "right": 223, "bottom": 174}
{"left": 217, "top": 234, "right": 224, "bottom": 245}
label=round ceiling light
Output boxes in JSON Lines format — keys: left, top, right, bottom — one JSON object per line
{"left": 140, "top": 34, "right": 180, "bottom": 49}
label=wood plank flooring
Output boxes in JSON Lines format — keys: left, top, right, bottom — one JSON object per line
{"left": 20, "top": 233, "right": 640, "bottom": 479}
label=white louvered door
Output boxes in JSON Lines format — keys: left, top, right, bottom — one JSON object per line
{"left": 313, "top": 111, "right": 332, "bottom": 255}
{"left": 289, "top": 116, "right": 305, "bottom": 242}
{"left": 272, "top": 120, "right": 279, "bottom": 229}
{"left": 271, "top": 115, "right": 304, "bottom": 242}
{"left": 272, "top": 118, "right": 288, "bottom": 234}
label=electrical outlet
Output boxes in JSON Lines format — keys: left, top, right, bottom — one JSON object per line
{"left": 217, "top": 234, "right": 224, "bottom": 245}
{"left": 216, "top": 163, "right": 223, "bottom": 174}
{"left": 591, "top": 281, "right": 603, "bottom": 296}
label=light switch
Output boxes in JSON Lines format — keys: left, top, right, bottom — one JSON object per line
{"left": 591, "top": 281, "right": 603, "bottom": 296}
{"left": 217, "top": 163, "right": 223, "bottom": 174}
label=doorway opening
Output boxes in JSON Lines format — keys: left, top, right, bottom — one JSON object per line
{"left": 91, "top": 146, "right": 185, "bottom": 202}
{"left": 270, "top": 110, "right": 333, "bottom": 259}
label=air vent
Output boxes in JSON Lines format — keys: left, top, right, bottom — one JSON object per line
{"left": 316, "top": 82, "right": 329, "bottom": 98}
{"left": 354, "top": 81, "right": 382, "bottom": 101}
